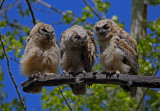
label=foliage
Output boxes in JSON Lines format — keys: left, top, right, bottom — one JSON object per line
{"left": 138, "top": 18, "right": 160, "bottom": 76}
{"left": 137, "top": 18, "right": 160, "bottom": 110}
{"left": 149, "top": 0, "right": 160, "bottom": 5}
{"left": 0, "top": 0, "right": 160, "bottom": 111}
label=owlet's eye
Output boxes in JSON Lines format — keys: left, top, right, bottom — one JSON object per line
{"left": 103, "top": 24, "right": 109, "bottom": 29}
{"left": 75, "top": 35, "right": 81, "bottom": 39}
{"left": 42, "top": 28, "right": 48, "bottom": 33}
{"left": 96, "top": 27, "right": 99, "bottom": 31}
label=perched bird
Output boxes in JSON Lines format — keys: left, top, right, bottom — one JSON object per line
{"left": 60, "top": 25, "right": 97, "bottom": 95}
{"left": 20, "top": 22, "right": 59, "bottom": 93}
{"left": 94, "top": 19, "right": 139, "bottom": 97}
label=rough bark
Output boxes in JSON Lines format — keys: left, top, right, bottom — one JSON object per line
{"left": 21, "top": 72, "right": 160, "bottom": 93}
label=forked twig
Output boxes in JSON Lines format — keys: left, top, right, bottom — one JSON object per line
{"left": 83, "top": 0, "right": 102, "bottom": 20}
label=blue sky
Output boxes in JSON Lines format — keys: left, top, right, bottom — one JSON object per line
{"left": 0, "top": 0, "right": 160, "bottom": 110}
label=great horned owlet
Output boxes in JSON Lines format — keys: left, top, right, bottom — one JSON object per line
{"left": 20, "top": 22, "right": 59, "bottom": 92}
{"left": 94, "top": 19, "right": 139, "bottom": 97}
{"left": 60, "top": 25, "right": 97, "bottom": 95}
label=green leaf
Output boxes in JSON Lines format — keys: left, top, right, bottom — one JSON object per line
{"left": 0, "top": 21, "right": 7, "bottom": 28}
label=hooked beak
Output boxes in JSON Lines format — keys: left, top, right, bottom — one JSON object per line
{"left": 97, "top": 29, "right": 106, "bottom": 35}
{"left": 46, "top": 29, "right": 54, "bottom": 39}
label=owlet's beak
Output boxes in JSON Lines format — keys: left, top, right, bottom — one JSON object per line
{"left": 97, "top": 29, "right": 106, "bottom": 35}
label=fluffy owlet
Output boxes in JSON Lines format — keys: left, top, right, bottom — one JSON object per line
{"left": 20, "top": 22, "right": 59, "bottom": 92}
{"left": 60, "top": 25, "right": 97, "bottom": 95}
{"left": 94, "top": 19, "right": 139, "bottom": 97}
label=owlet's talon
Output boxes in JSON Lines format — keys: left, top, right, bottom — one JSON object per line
{"left": 62, "top": 70, "right": 70, "bottom": 76}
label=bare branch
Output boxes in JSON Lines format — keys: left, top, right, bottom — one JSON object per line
{"left": 52, "top": 21, "right": 64, "bottom": 25}
{"left": 8, "top": 56, "right": 20, "bottom": 64}
{"left": 0, "top": 34, "right": 27, "bottom": 111}
{"left": 136, "top": 88, "right": 149, "bottom": 111}
{"left": 32, "top": 4, "right": 54, "bottom": 14}
{"left": 36, "top": 0, "right": 93, "bottom": 26}
{"left": 25, "top": 0, "right": 36, "bottom": 25}
{"left": 21, "top": 72, "right": 160, "bottom": 93}
{"left": 7, "top": 23, "right": 26, "bottom": 29}
{"left": 0, "top": 0, "right": 5, "bottom": 9}
{"left": 0, "top": 0, "right": 20, "bottom": 14}
{"left": 58, "top": 86, "right": 73, "bottom": 111}
{"left": 37, "top": 0, "right": 65, "bottom": 16}
{"left": 83, "top": 0, "right": 102, "bottom": 20}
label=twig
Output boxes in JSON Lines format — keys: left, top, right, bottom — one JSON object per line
{"left": 21, "top": 72, "right": 160, "bottom": 93}
{"left": 0, "top": 34, "right": 27, "bottom": 111}
{"left": 0, "top": 0, "right": 5, "bottom": 9}
{"left": 8, "top": 56, "right": 20, "bottom": 64}
{"left": 58, "top": 86, "right": 73, "bottom": 111}
{"left": 135, "top": 69, "right": 159, "bottom": 111}
{"left": 25, "top": 0, "right": 36, "bottom": 25}
{"left": 0, "top": 0, "right": 20, "bottom": 14}
{"left": 7, "top": 23, "right": 26, "bottom": 29}
{"left": 32, "top": 4, "right": 54, "bottom": 14}
{"left": 52, "top": 21, "right": 64, "bottom": 25}
{"left": 37, "top": 0, "right": 65, "bottom": 16}
{"left": 83, "top": 0, "right": 102, "bottom": 20}
{"left": 136, "top": 88, "right": 149, "bottom": 111}
{"left": 36, "top": 0, "right": 92, "bottom": 25}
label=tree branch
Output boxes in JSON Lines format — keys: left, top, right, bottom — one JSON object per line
{"left": 21, "top": 72, "right": 160, "bottom": 93}
{"left": 7, "top": 23, "right": 26, "bottom": 29}
{"left": 25, "top": 0, "right": 36, "bottom": 25}
{"left": 37, "top": 0, "right": 65, "bottom": 16}
{"left": 83, "top": 0, "right": 102, "bottom": 20}
{"left": 0, "top": 34, "right": 27, "bottom": 111}
{"left": 0, "top": 0, "right": 20, "bottom": 14}
{"left": 8, "top": 56, "right": 20, "bottom": 64}
{"left": 0, "top": 0, "right": 5, "bottom": 9}
{"left": 136, "top": 88, "right": 149, "bottom": 111}
{"left": 36, "top": 0, "right": 93, "bottom": 26}
{"left": 58, "top": 86, "right": 73, "bottom": 111}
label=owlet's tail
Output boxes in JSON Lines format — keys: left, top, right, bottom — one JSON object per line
{"left": 69, "top": 84, "right": 86, "bottom": 95}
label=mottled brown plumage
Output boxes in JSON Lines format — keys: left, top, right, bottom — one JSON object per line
{"left": 60, "top": 25, "right": 97, "bottom": 95}
{"left": 20, "top": 22, "right": 59, "bottom": 93}
{"left": 94, "top": 19, "right": 139, "bottom": 97}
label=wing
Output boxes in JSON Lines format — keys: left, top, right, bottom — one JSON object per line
{"left": 60, "top": 29, "right": 71, "bottom": 59}
{"left": 83, "top": 36, "right": 97, "bottom": 72}
{"left": 60, "top": 32, "right": 66, "bottom": 60}
{"left": 118, "top": 29, "right": 138, "bottom": 52}
{"left": 117, "top": 38, "right": 138, "bottom": 75}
